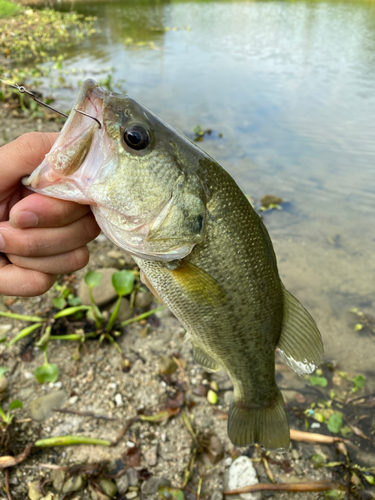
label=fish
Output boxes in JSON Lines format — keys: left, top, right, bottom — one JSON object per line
{"left": 23, "top": 79, "right": 323, "bottom": 450}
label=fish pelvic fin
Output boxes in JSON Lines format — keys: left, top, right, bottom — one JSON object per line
{"left": 192, "top": 343, "right": 220, "bottom": 372}
{"left": 278, "top": 288, "right": 323, "bottom": 376}
{"left": 228, "top": 388, "right": 290, "bottom": 450}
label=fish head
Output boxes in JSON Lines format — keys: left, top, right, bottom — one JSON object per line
{"left": 24, "top": 79, "right": 207, "bottom": 261}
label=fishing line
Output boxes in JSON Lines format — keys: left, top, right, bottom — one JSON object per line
{"left": 0, "top": 79, "right": 101, "bottom": 128}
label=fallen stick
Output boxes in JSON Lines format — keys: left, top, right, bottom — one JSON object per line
{"left": 290, "top": 429, "right": 344, "bottom": 444}
{"left": 223, "top": 481, "right": 343, "bottom": 495}
{"left": 0, "top": 443, "right": 33, "bottom": 469}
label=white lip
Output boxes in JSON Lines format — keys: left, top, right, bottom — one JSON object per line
{"left": 22, "top": 79, "right": 106, "bottom": 198}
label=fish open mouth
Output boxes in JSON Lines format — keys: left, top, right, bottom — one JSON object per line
{"left": 22, "top": 79, "right": 107, "bottom": 203}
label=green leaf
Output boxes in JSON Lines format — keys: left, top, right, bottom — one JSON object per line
{"left": 84, "top": 270, "right": 102, "bottom": 288}
{"left": 354, "top": 323, "right": 363, "bottom": 331}
{"left": 352, "top": 375, "right": 365, "bottom": 391}
{"left": 324, "top": 490, "right": 345, "bottom": 499}
{"left": 311, "top": 454, "right": 325, "bottom": 467}
{"left": 340, "top": 425, "right": 353, "bottom": 438}
{"left": 327, "top": 414, "right": 343, "bottom": 433}
{"left": 112, "top": 270, "right": 134, "bottom": 296}
{"left": 365, "top": 475, "right": 375, "bottom": 485}
{"left": 33, "top": 363, "right": 59, "bottom": 384}
{"left": 68, "top": 295, "right": 81, "bottom": 307}
{"left": 309, "top": 376, "right": 328, "bottom": 387}
{"left": 9, "top": 400, "right": 23, "bottom": 411}
{"left": 158, "top": 486, "right": 185, "bottom": 500}
{"left": 0, "top": 367, "right": 8, "bottom": 379}
{"left": 53, "top": 297, "right": 66, "bottom": 310}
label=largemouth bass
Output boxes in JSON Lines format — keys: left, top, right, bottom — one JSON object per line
{"left": 24, "top": 79, "right": 323, "bottom": 449}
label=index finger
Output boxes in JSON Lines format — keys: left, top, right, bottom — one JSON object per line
{"left": 1, "top": 132, "right": 59, "bottom": 193}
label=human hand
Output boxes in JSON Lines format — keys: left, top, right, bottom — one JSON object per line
{"left": 0, "top": 132, "right": 100, "bottom": 296}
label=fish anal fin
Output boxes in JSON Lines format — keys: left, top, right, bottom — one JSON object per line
{"left": 278, "top": 288, "right": 323, "bottom": 376}
{"left": 168, "top": 260, "right": 226, "bottom": 306}
{"left": 228, "top": 388, "right": 290, "bottom": 450}
{"left": 192, "top": 343, "right": 220, "bottom": 373}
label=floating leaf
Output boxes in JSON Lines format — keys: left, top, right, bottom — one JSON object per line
{"left": 327, "top": 414, "right": 343, "bottom": 434}
{"left": 309, "top": 376, "right": 328, "bottom": 387}
{"left": 33, "top": 363, "right": 59, "bottom": 384}
{"left": 9, "top": 400, "right": 23, "bottom": 411}
{"left": 112, "top": 270, "right": 134, "bottom": 296}
{"left": 84, "top": 270, "right": 102, "bottom": 288}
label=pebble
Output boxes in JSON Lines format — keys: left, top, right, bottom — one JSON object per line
{"left": 99, "top": 479, "right": 117, "bottom": 498}
{"left": 78, "top": 268, "right": 119, "bottom": 306}
{"left": 68, "top": 395, "right": 79, "bottom": 405}
{"left": 126, "top": 467, "right": 138, "bottom": 486}
{"left": 211, "top": 492, "right": 223, "bottom": 500}
{"left": 29, "top": 390, "right": 67, "bottom": 421}
{"left": 0, "top": 324, "right": 12, "bottom": 338}
{"left": 109, "top": 297, "right": 133, "bottom": 322}
{"left": 0, "top": 376, "right": 8, "bottom": 393}
{"left": 141, "top": 477, "right": 170, "bottom": 495}
{"left": 159, "top": 441, "right": 176, "bottom": 460}
{"left": 144, "top": 444, "right": 158, "bottom": 466}
{"left": 134, "top": 290, "right": 153, "bottom": 308}
{"left": 115, "top": 474, "right": 129, "bottom": 495}
{"left": 205, "top": 435, "right": 224, "bottom": 464}
{"left": 126, "top": 491, "right": 138, "bottom": 500}
{"left": 158, "top": 355, "right": 177, "bottom": 375}
{"left": 291, "top": 448, "right": 300, "bottom": 460}
{"left": 227, "top": 456, "right": 261, "bottom": 500}
{"left": 114, "top": 393, "right": 123, "bottom": 407}
{"left": 51, "top": 469, "right": 84, "bottom": 493}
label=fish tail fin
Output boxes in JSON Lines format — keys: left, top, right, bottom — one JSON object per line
{"left": 227, "top": 388, "right": 290, "bottom": 450}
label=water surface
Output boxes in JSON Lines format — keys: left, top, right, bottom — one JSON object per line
{"left": 32, "top": 0, "right": 375, "bottom": 385}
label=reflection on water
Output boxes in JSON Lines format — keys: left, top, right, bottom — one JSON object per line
{"left": 32, "top": 0, "right": 375, "bottom": 384}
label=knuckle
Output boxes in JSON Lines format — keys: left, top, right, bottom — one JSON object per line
{"left": 69, "top": 246, "right": 89, "bottom": 272}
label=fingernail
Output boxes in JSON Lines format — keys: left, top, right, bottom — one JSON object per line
{"left": 9, "top": 211, "right": 39, "bottom": 229}
{"left": 0, "top": 234, "right": 4, "bottom": 251}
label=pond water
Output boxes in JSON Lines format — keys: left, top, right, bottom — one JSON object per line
{"left": 32, "top": 0, "right": 375, "bottom": 386}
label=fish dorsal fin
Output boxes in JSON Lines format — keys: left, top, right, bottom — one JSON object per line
{"left": 192, "top": 343, "right": 220, "bottom": 372}
{"left": 167, "top": 260, "right": 227, "bottom": 306}
{"left": 277, "top": 288, "right": 323, "bottom": 375}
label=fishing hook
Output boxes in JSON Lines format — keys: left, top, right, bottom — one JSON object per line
{"left": 0, "top": 80, "right": 102, "bottom": 129}
{"left": 74, "top": 108, "right": 102, "bottom": 129}
{"left": 0, "top": 79, "right": 68, "bottom": 118}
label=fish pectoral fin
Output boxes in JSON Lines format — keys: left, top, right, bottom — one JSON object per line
{"left": 167, "top": 260, "right": 226, "bottom": 306}
{"left": 192, "top": 343, "right": 220, "bottom": 373}
{"left": 277, "top": 287, "right": 323, "bottom": 376}
{"left": 140, "top": 270, "right": 165, "bottom": 305}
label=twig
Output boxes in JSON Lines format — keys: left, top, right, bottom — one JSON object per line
{"left": 120, "top": 306, "right": 165, "bottom": 327}
{"left": 111, "top": 416, "right": 138, "bottom": 446}
{"left": 5, "top": 469, "right": 12, "bottom": 500}
{"left": 0, "top": 443, "right": 33, "bottom": 469}
{"left": 290, "top": 429, "right": 345, "bottom": 444}
{"left": 52, "top": 408, "right": 118, "bottom": 421}
{"left": 346, "top": 392, "right": 375, "bottom": 405}
{"left": 223, "top": 481, "right": 343, "bottom": 495}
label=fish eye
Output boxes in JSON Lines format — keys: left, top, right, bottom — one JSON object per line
{"left": 123, "top": 125, "right": 150, "bottom": 151}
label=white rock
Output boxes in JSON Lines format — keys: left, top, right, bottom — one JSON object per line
{"left": 0, "top": 324, "right": 12, "bottom": 337}
{"left": 68, "top": 395, "right": 78, "bottom": 405}
{"left": 227, "top": 456, "right": 261, "bottom": 500}
{"left": 115, "top": 393, "right": 123, "bottom": 407}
